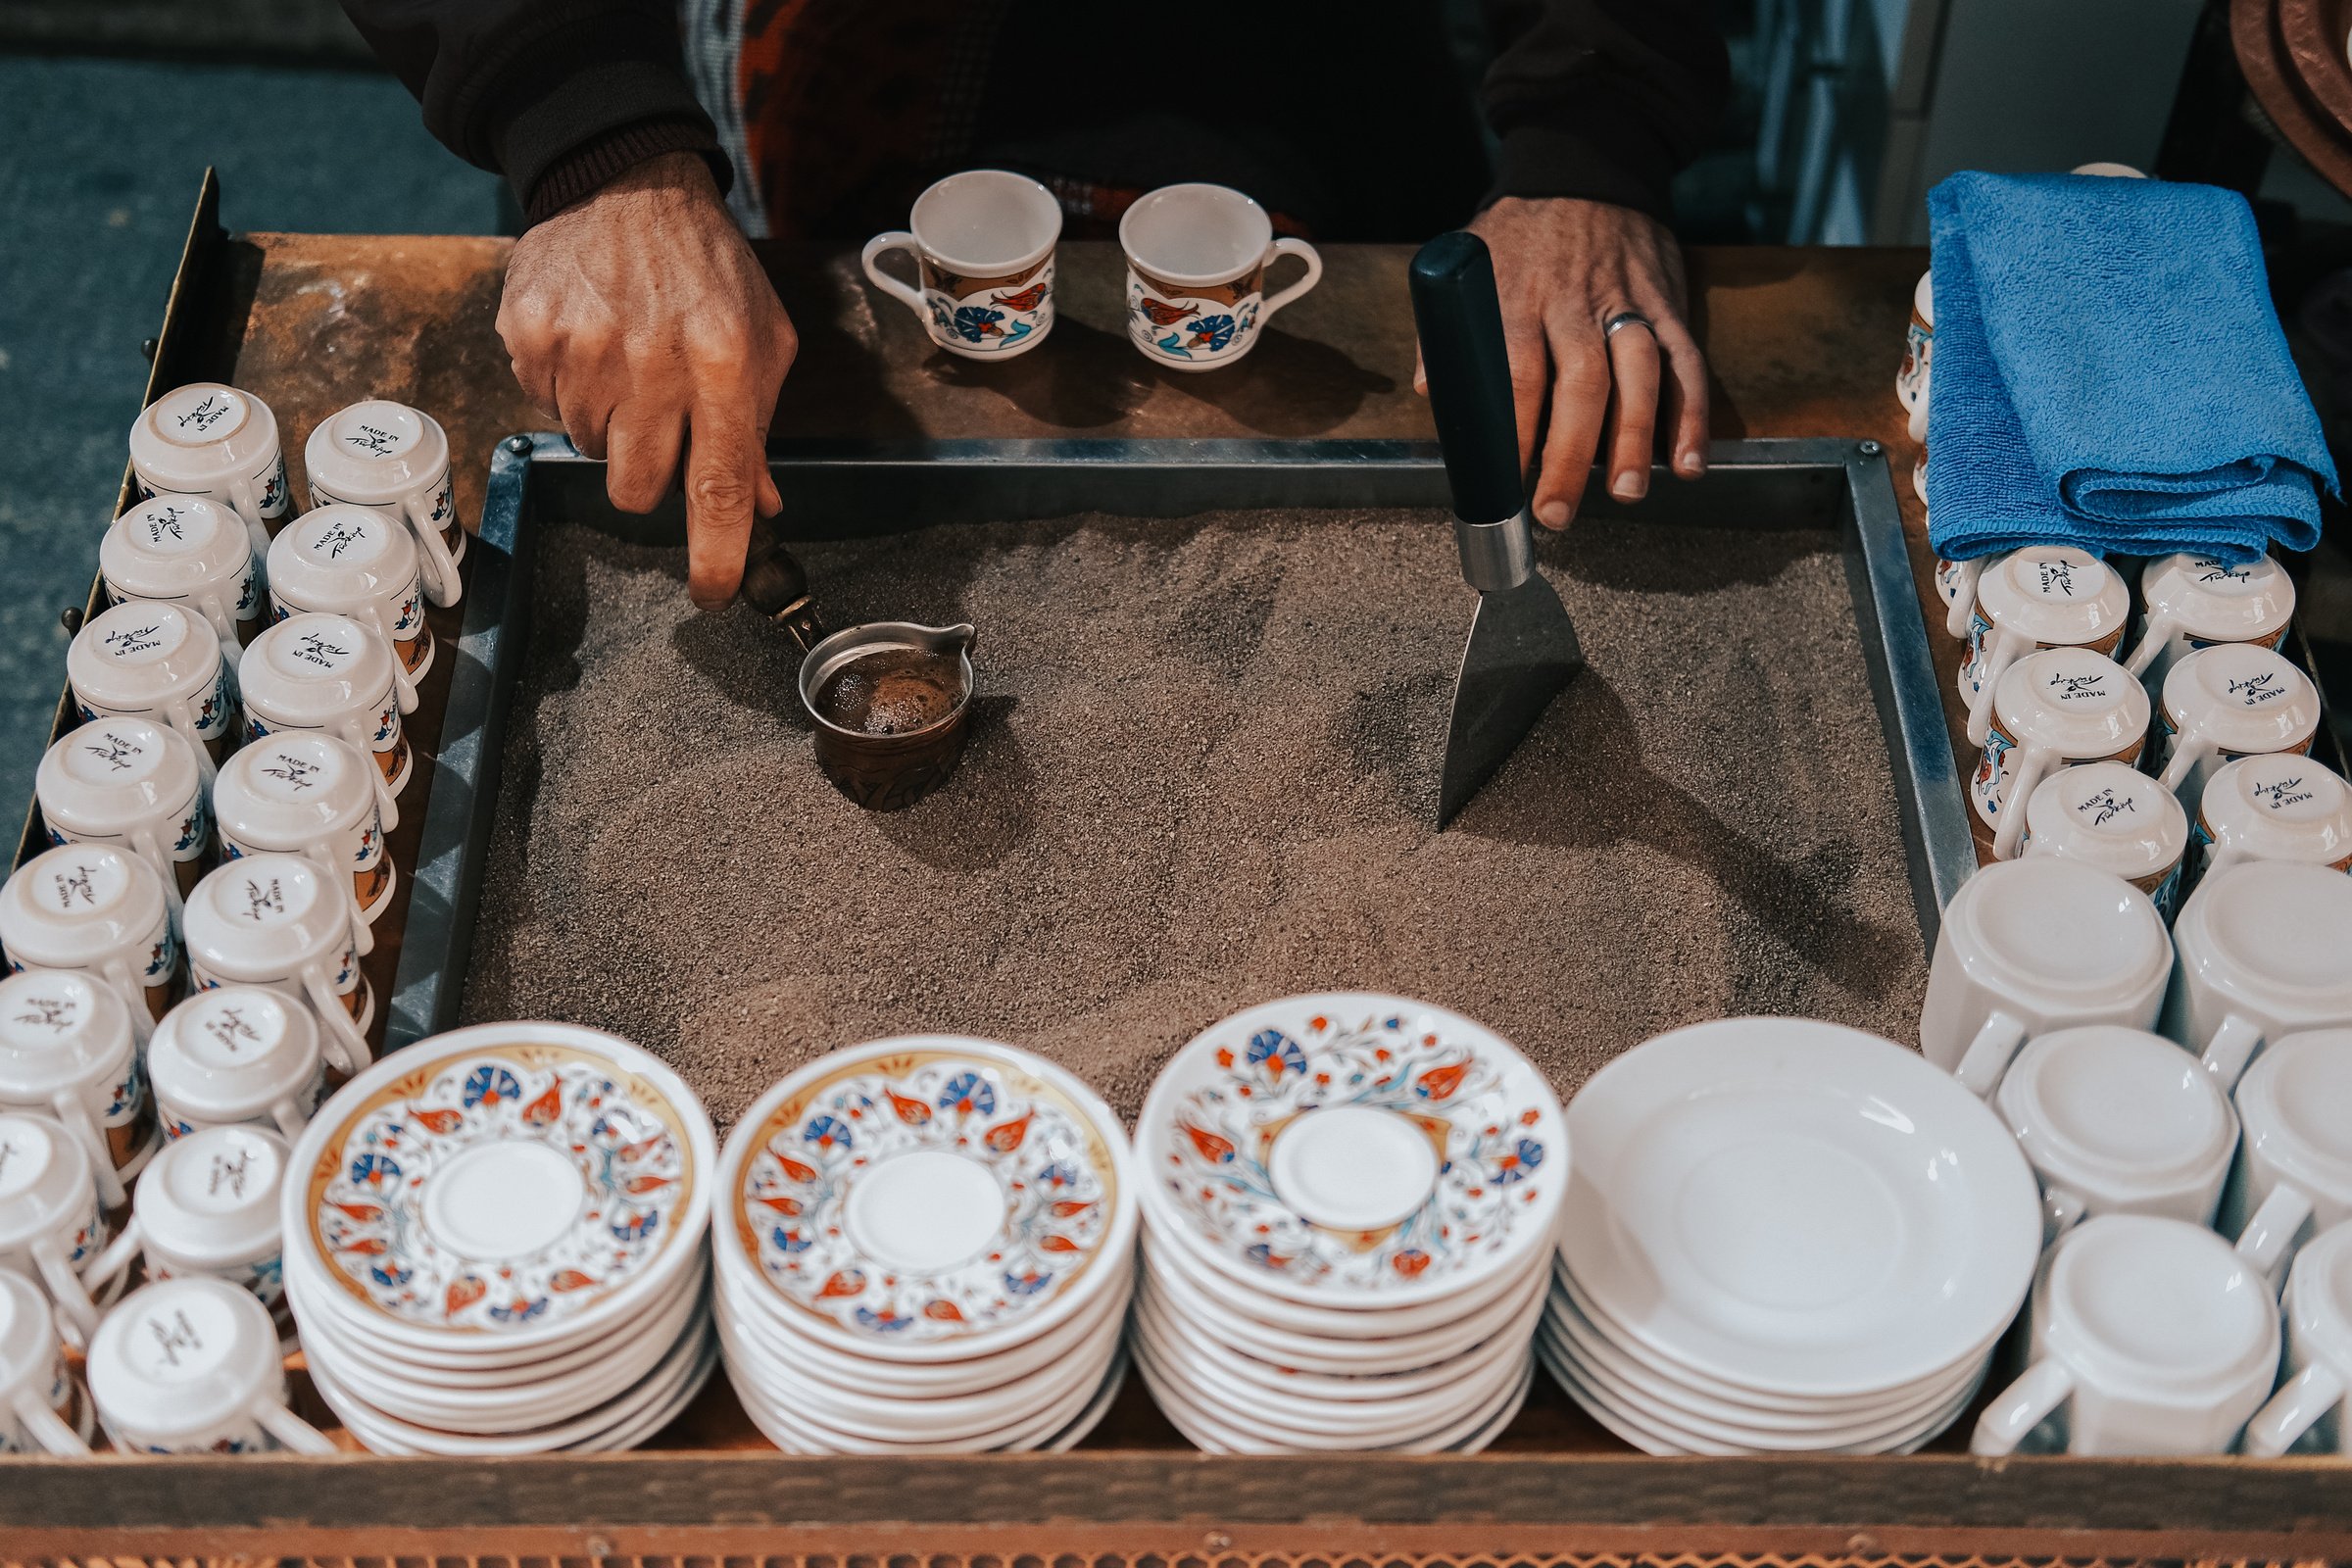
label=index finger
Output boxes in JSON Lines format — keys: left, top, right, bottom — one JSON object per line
{"left": 681, "top": 400, "right": 771, "bottom": 610}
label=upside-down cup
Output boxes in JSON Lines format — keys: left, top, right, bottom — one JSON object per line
{"left": 797, "top": 621, "right": 977, "bottom": 810}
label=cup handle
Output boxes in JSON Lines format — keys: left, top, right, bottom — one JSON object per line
{"left": 81, "top": 1214, "right": 143, "bottom": 1294}
{"left": 51, "top": 1093, "right": 124, "bottom": 1208}
{"left": 224, "top": 476, "right": 273, "bottom": 558}
{"left": 1971, "top": 1357, "right": 2075, "bottom": 1455}
{"left": 128, "top": 825, "right": 184, "bottom": 921}
{"left": 401, "top": 490, "right": 464, "bottom": 609}
{"left": 1258, "top": 237, "right": 1323, "bottom": 319}
{"left": 167, "top": 699, "right": 219, "bottom": 785}
{"left": 31, "top": 1239, "right": 103, "bottom": 1346}
{"left": 1952, "top": 1009, "right": 2029, "bottom": 1096}
{"left": 1965, "top": 628, "right": 2026, "bottom": 747}
{"left": 2041, "top": 1184, "right": 2089, "bottom": 1246}
{"left": 2121, "top": 612, "right": 2175, "bottom": 679}
{"left": 338, "top": 718, "right": 406, "bottom": 818}
{"left": 1990, "top": 742, "right": 2054, "bottom": 859}
{"left": 373, "top": 613, "right": 422, "bottom": 710}
{"left": 301, "top": 964, "right": 370, "bottom": 1076}
{"left": 11, "top": 1389, "right": 90, "bottom": 1455}
{"left": 2235, "top": 1181, "right": 2313, "bottom": 1283}
{"left": 99, "top": 956, "right": 155, "bottom": 1047}
{"left": 2242, "top": 1362, "right": 2347, "bottom": 1457}
{"left": 1907, "top": 393, "right": 1928, "bottom": 444}
{"left": 269, "top": 1096, "right": 310, "bottom": 1141}
{"left": 2157, "top": 732, "right": 2211, "bottom": 793}
{"left": 253, "top": 1396, "right": 337, "bottom": 1455}
{"left": 860, "top": 232, "right": 931, "bottom": 323}
{"left": 1943, "top": 590, "right": 1974, "bottom": 642}
{"left": 2200, "top": 1012, "right": 2266, "bottom": 1092}
{"left": 300, "top": 842, "right": 373, "bottom": 958}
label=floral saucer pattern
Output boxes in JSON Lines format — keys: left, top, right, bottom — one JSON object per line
{"left": 307, "top": 1045, "right": 695, "bottom": 1333}
{"left": 1151, "top": 1003, "right": 1562, "bottom": 1295}
{"left": 736, "top": 1049, "right": 1117, "bottom": 1344}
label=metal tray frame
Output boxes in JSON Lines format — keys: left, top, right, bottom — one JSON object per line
{"left": 386, "top": 431, "right": 1976, "bottom": 1050}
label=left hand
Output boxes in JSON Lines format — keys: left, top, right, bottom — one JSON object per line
{"left": 1418, "top": 197, "right": 1709, "bottom": 529}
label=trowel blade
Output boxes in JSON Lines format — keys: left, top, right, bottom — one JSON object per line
{"left": 1436, "top": 573, "right": 1582, "bottom": 828}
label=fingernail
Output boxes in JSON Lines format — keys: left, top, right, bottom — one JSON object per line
{"left": 1537, "top": 501, "right": 1571, "bottom": 529}
{"left": 1610, "top": 474, "right": 1646, "bottom": 503}
{"left": 1679, "top": 452, "right": 1707, "bottom": 478}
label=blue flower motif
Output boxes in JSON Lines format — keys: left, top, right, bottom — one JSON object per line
{"left": 937, "top": 1072, "right": 997, "bottom": 1116}
{"left": 1037, "top": 1161, "right": 1079, "bottom": 1190}
{"left": 489, "top": 1297, "right": 549, "bottom": 1324}
{"left": 803, "top": 1113, "right": 854, "bottom": 1152}
{"left": 951, "top": 306, "right": 1007, "bottom": 344}
{"left": 855, "top": 1306, "right": 915, "bottom": 1331}
{"left": 1493, "top": 1137, "right": 1544, "bottom": 1185}
{"left": 350, "top": 1152, "right": 401, "bottom": 1187}
{"left": 368, "top": 1262, "right": 413, "bottom": 1289}
{"left": 1245, "top": 1029, "right": 1307, "bottom": 1081}
{"left": 462, "top": 1066, "right": 523, "bottom": 1107}
{"left": 612, "top": 1209, "right": 661, "bottom": 1243}
{"left": 1185, "top": 314, "right": 1237, "bottom": 353}
{"left": 771, "top": 1225, "right": 812, "bottom": 1254}
{"left": 1004, "top": 1269, "right": 1054, "bottom": 1296}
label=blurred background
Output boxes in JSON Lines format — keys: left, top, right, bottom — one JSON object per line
{"left": 3, "top": 0, "right": 2351, "bottom": 813}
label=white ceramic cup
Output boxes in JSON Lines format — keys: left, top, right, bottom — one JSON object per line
{"left": 1896, "top": 270, "right": 1932, "bottom": 413}
{"left": 100, "top": 495, "right": 264, "bottom": 661}
{"left": 238, "top": 612, "right": 416, "bottom": 802}
{"left": 85, "top": 1276, "right": 330, "bottom": 1454}
{"left": 0, "top": 970, "right": 148, "bottom": 1206}
{"left": 84, "top": 1126, "right": 289, "bottom": 1313}
{"left": 2193, "top": 754, "right": 2352, "bottom": 887}
{"left": 2124, "top": 552, "right": 2295, "bottom": 689}
{"left": 2217, "top": 1027, "right": 2352, "bottom": 1289}
{"left": 35, "top": 716, "right": 209, "bottom": 910}
{"left": 1958, "top": 548, "right": 2131, "bottom": 746}
{"left": 1971, "top": 1214, "right": 2281, "bottom": 1455}
{"left": 1120, "top": 183, "right": 1322, "bottom": 371}
{"left": 148, "top": 986, "right": 325, "bottom": 1144}
{"left": 124, "top": 383, "right": 287, "bottom": 557}
{"left": 66, "top": 602, "right": 235, "bottom": 781}
{"left": 1920, "top": 858, "right": 2172, "bottom": 1082}
{"left": 0, "top": 844, "right": 178, "bottom": 1038}
{"left": 267, "top": 505, "right": 434, "bottom": 700}
{"left": 2017, "top": 760, "right": 2188, "bottom": 916}
{"left": 0, "top": 1268, "right": 88, "bottom": 1453}
{"left": 213, "top": 733, "right": 397, "bottom": 929}
{"left": 181, "top": 855, "right": 370, "bottom": 1076}
{"left": 0, "top": 1112, "right": 111, "bottom": 1343}
{"left": 2153, "top": 644, "right": 2321, "bottom": 804}
{"left": 1969, "top": 648, "right": 2149, "bottom": 858}
{"left": 1932, "top": 553, "right": 1981, "bottom": 642}
{"left": 861, "top": 170, "right": 1061, "bottom": 361}
{"left": 2162, "top": 860, "right": 2352, "bottom": 1090}
{"left": 2244, "top": 1220, "right": 2352, "bottom": 1456}
{"left": 1976, "top": 1025, "right": 2237, "bottom": 1242}
{"left": 304, "top": 400, "right": 466, "bottom": 605}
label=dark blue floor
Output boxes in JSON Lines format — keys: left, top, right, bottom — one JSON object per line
{"left": 0, "top": 54, "right": 498, "bottom": 819}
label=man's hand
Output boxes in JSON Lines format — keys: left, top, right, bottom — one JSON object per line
{"left": 1420, "top": 197, "right": 1708, "bottom": 529}
{"left": 498, "top": 152, "right": 798, "bottom": 608}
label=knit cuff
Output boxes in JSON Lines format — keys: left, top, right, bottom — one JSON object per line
{"left": 523, "top": 119, "right": 731, "bottom": 224}
{"left": 1488, "top": 107, "right": 1680, "bottom": 223}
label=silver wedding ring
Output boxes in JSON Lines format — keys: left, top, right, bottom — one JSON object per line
{"left": 1602, "top": 310, "right": 1655, "bottom": 340}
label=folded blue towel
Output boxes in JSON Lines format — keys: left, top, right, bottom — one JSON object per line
{"left": 1925, "top": 172, "right": 2336, "bottom": 563}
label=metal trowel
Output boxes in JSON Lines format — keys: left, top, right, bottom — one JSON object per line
{"left": 1408, "top": 231, "right": 1584, "bottom": 829}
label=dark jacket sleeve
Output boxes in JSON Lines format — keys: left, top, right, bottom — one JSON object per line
{"left": 339, "top": 0, "right": 729, "bottom": 223}
{"left": 1480, "top": 0, "right": 1730, "bottom": 222}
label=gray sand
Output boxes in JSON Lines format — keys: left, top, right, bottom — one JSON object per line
{"left": 462, "top": 509, "right": 1929, "bottom": 1130}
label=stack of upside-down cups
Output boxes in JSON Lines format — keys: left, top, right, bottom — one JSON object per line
{"left": 712, "top": 1037, "right": 1138, "bottom": 1453}
{"left": 282, "top": 1023, "right": 717, "bottom": 1454}
{"left": 1132, "top": 993, "right": 1568, "bottom": 1453}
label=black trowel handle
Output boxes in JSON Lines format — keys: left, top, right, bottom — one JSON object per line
{"left": 1409, "top": 231, "right": 1526, "bottom": 529}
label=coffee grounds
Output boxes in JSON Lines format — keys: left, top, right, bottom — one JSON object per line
{"left": 463, "top": 509, "right": 1929, "bottom": 1132}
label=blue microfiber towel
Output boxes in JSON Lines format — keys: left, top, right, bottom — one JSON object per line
{"left": 1925, "top": 172, "right": 2337, "bottom": 563}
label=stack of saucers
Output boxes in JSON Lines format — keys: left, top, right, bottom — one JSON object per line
{"left": 1132, "top": 993, "right": 1568, "bottom": 1453}
{"left": 1543, "top": 1017, "right": 2042, "bottom": 1454}
{"left": 281, "top": 1023, "right": 718, "bottom": 1454}
{"left": 713, "top": 1037, "right": 1138, "bottom": 1453}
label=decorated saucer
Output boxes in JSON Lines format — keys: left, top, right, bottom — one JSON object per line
{"left": 713, "top": 1036, "right": 1137, "bottom": 1362}
{"left": 1138, "top": 995, "right": 1568, "bottom": 1310}
{"left": 281, "top": 1022, "right": 715, "bottom": 1354}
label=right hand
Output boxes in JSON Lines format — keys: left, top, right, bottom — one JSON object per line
{"left": 497, "top": 151, "right": 798, "bottom": 609}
